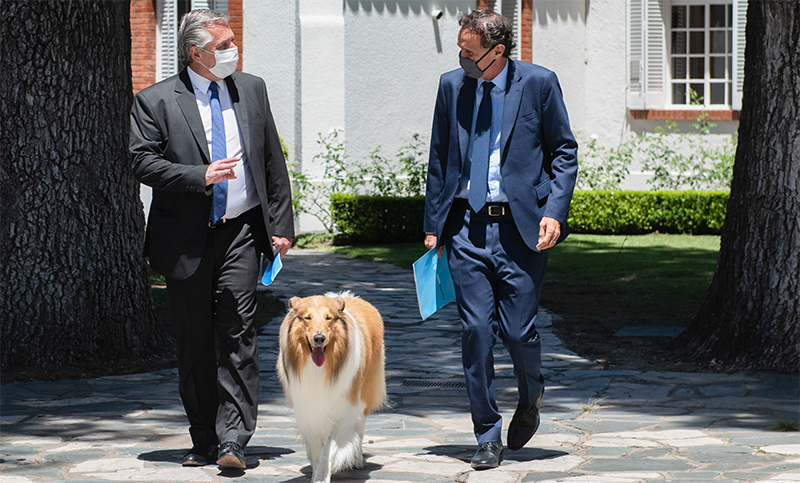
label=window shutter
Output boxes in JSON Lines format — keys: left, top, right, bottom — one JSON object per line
{"left": 213, "top": 0, "right": 229, "bottom": 12}
{"left": 644, "top": 0, "right": 666, "bottom": 108}
{"left": 158, "top": 0, "right": 178, "bottom": 81}
{"left": 500, "top": 0, "right": 521, "bottom": 61}
{"left": 628, "top": 0, "right": 645, "bottom": 108}
{"left": 732, "top": 0, "right": 747, "bottom": 110}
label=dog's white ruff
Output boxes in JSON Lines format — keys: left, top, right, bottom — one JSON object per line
{"left": 281, "top": 304, "right": 366, "bottom": 483}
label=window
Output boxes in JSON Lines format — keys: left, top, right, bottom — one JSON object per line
{"left": 627, "top": 0, "right": 747, "bottom": 112}
{"left": 670, "top": 3, "right": 732, "bottom": 107}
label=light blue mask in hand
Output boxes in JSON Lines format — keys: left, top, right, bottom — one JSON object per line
{"left": 261, "top": 253, "right": 283, "bottom": 286}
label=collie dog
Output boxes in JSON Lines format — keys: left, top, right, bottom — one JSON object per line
{"left": 276, "top": 292, "right": 386, "bottom": 483}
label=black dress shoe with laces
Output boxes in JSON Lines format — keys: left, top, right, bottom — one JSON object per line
{"left": 507, "top": 388, "right": 545, "bottom": 451}
{"left": 216, "top": 441, "right": 246, "bottom": 469}
{"left": 182, "top": 443, "right": 217, "bottom": 467}
{"left": 471, "top": 441, "right": 503, "bottom": 470}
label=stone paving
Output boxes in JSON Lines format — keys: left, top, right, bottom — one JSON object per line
{"left": 2, "top": 249, "right": 799, "bottom": 483}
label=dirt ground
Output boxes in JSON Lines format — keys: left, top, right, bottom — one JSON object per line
{"left": 541, "top": 281, "right": 714, "bottom": 373}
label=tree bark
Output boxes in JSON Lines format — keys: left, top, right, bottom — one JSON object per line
{"left": 1, "top": 1, "right": 172, "bottom": 374}
{"left": 679, "top": 1, "right": 799, "bottom": 372}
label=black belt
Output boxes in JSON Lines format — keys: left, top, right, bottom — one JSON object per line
{"left": 454, "top": 198, "right": 511, "bottom": 217}
{"left": 477, "top": 203, "right": 511, "bottom": 216}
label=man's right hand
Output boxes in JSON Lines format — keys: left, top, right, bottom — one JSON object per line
{"left": 205, "top": 157, "right": 240, "bottom": 186}
{"left": 424, "top": 233, "right": 444, "bottom": 258}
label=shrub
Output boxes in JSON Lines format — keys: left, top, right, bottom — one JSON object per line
{"left": 569, "top": 190, "right": 728, "bottom": 235}
{"left": 330, "top": 190, "right": 729, "bottom": 241}
{"left": 330, "top": 194, "right": 426, "bottom": 243}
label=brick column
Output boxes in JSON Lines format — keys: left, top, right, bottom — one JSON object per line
{"left": 130, "top": 0, "right": 156, "bottom": 94}
{"left": 520, "top": 0, "right": 532, "bottom": 63}
{"left": 228, "top": 0, "right": 244, "bottom": 70}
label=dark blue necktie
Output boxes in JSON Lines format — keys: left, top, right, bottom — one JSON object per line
{"left": 469, "top": 81, "right": 494, "bottom": 212}
{"left": 209, "top": 82, "right": 228, "bottom": 224}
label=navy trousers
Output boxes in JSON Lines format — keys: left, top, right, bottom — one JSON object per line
{"left": 444, "top": 200, "right": 547, "bottom": 444}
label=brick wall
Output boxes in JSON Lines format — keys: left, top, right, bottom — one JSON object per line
{"left": 131, "top": 0, "right": 156, "bottom": 94}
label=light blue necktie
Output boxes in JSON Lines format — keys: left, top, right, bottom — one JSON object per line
{"left": 469, "top": 81, "right": 494, "bottom": 212}
{"left": 209, "top": 81, "right": 227, "bottom": 224}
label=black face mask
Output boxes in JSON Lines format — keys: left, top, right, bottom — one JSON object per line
{"left": 459, "top": 44, "right": 498, "bottom": 79}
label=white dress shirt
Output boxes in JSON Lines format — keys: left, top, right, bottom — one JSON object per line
{"left": 187, "top": 67, "right": 260, "bottom": 220}
{"left": 457, "top": 59, "right": 509, "bottom": 203}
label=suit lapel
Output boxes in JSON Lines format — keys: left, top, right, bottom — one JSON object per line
{"left": 456, "top": 75, "right": 477, "bottom": 171}
{"left": 226, "top": 74, "right": 251, "bottom": 161}
{"left": 175, "top": 69, "right": 211, "bottom": 164}
{"left": 500, "top": 60, "right": 523, "bottom": 162}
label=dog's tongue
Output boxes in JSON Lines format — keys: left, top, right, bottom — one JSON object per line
{"left": 311, "top": 347, "right": 325, "bottom": 367}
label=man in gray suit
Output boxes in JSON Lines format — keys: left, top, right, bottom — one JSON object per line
{"left": 130, "top": 9, "right": 293, "bottom": 470}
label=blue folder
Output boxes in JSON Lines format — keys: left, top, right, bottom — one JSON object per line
{"left": 261, "top": 253, "right": 283, "bottom": 286}
{"left": 413, "top": 247, "right": 456, "bottom": 320}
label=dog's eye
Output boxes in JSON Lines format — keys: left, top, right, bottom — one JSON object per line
{"left": 325, "top": 315, "right": 332, "bottom": 321}
{"left": 304, "top": 314, "right": 312, "bottom": 320}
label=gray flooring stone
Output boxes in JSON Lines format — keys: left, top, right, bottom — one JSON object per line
{"left": 1, "top": 249, "right": 797, "bottom": 483}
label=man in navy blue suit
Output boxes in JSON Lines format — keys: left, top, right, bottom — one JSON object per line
{"left": 423, "top": 10, "right": 578, "bottom": 469}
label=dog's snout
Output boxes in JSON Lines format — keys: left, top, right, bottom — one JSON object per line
{"left": 313, "top": 333, "right": 326, "bottom": 345}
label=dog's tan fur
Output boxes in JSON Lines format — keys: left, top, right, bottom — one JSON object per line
{"left": 277, "top": 294, "right": 386, "bottom": 416}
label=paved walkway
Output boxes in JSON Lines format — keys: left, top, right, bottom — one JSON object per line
{"left": 2, "top": 250, "right": 799, "bottom": 483}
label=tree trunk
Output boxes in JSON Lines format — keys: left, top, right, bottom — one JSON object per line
{"left": 679, "top": 1, "right": 799, "bottom": 373}
{"left": 1, "top": 1, "right": 172, "bottom": 374}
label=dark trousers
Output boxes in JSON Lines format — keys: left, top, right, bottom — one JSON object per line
{"left": 165, "top": 207, "right": 261, "bottom": 448}
{"left": 445, "top": 200, "right": 547, "bottom": 444}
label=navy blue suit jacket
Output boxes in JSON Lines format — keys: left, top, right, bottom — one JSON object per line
{"left": 424, "top": 59, "right": 578, "bottom": 251}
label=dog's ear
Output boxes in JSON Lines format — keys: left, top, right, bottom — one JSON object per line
{"left": 289, "top": 297, "right": 301, "bottom": 310}
{"left": 334, "top": 296, "right": 345, "bottom": 312}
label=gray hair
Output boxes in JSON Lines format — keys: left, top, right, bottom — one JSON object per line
{"left": 178, "top": 9, "right": 230, "bottom": 67}
{"left": 458, "top": 9, "right": 516, "bottom": 58}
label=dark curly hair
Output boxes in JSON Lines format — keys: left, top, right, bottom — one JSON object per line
{"left": 458, "top": 9, "right": 516, "bottom": 58}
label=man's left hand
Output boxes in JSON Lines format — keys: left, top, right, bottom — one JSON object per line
{"left": 536, "top": 216, "right": 561, "bottom": 251}
{"left": 272, "top": 236, "right": 293, "bottom": 259}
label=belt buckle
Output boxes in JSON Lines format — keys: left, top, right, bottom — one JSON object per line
{"left": 487, "top": 205, "right": 505, "bottom": 216}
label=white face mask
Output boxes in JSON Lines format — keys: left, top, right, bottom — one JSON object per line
{"left": 199, "top": 46, "right": 239, "bottom": 79}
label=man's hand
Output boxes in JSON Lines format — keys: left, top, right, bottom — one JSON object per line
{"left": 424, "top": 233, "right": 444, "bottom": 258}
{"left": 536, "top": 216, "right": 561, "bottom": 251}
{"left": 205, "top": 157, "right": 240, "bottom": 186}
{"left": 272, "top": 236, "right": 292, "bottom": 259}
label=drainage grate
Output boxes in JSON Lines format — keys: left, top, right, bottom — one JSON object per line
{"left": 401, "top": 380, "right": 467, "bottom": 389}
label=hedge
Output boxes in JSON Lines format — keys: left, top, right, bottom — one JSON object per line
{"left": 330, "top": 194, "right": 426, "bottom": 243}
{"left": 330, "top": 191, "right": 729, "bottom": 242}
{"left": 568, "top": 190, "right": 728, "bottom": 235}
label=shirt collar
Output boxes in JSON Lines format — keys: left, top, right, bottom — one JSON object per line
{"left": 187, "top": 65, "right": 221, "bottom": 95}
{"left": 478, "top": 58, "right": 509, "bottom": 93}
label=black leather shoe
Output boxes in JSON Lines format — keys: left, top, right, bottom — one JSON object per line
{"left": 507, "top": 388, "right": 545, "bottom": 451}
{"left": 216, "top": 441, "right": 246, "bottom": 469}
{"left": 182, "top": 443, "right": 217, "bottom": 466}
{"left": 471, "top": 441, "right": 503, "bottom": 470}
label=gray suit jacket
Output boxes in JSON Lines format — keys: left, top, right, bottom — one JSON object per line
{"left": 130, "top": 68, "right": 293, "bottom": 279}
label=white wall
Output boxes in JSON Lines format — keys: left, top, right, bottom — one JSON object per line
{"left": 342, "top": 1, "right": 471, "bottom": 167}
{"left": 244, "top": 0, "right": 472, "bottom": 232}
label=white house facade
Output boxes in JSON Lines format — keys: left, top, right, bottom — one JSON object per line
{"left": 134, "top": 0, "right": 746, "bottom": 233}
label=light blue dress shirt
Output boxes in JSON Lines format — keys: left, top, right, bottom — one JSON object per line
{"left": 457, "top": 59, "right": 509, "bottom": 203}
